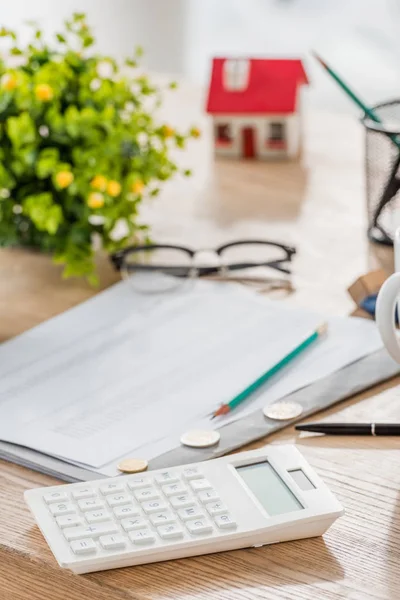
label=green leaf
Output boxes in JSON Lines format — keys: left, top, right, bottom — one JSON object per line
{"left": 82, "top": 35, "right": 94, "bottom": 48}
{"left": 6, "top": 112, "right": 36, "bottom": 148}
{"left": 125, "top": 58, "right": 137, "bottom": 68}
{"left": 135, "top": 46, "right": 144, "bottom": 58}
{"left": 23, "top": 192, "right": 63, "bottom": 234}
{"left": 10, "top": 47, "right": 23, "bottom": 56}
{"left": 56, "top": 33, "right": 66, "bottom": 43}
{"left": 36, "top": 148, "right": 60, "bottom": 179}
{"left": 0, "top": 162, "right": 15, "bottom": 188}
{"left": 64, "top": 105, "right": 80, "bottom": 137}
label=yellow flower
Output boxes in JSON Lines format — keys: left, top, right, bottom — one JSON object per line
{"left": 87, "top": 192, "right": 104, "bottom": 209}
{"left": 55, "top": 171, "right": 74, "bottom": 189}
{"left": 35, "top": 83, "right": 54, "bottom": 102}
{"left": 190, "top": 127, "right": 201, "bottom": 139}
{"left": 90, "top": 175, "right": 107, "bottom": 191}
{"left": 107, "top": 180, "right": 121, "bottom": 197}
{"left": 1, "top": 73, "right": 17, "bottom": 92}
{"left": 130, "top": 179, "right": 144, "bottom": 195}
{"left": 162, "top": 125, "right": 174, "bottom": 138}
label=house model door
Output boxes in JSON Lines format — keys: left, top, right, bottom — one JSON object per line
{"left": 242, "top": 127, "right": 256, "bottom": 158}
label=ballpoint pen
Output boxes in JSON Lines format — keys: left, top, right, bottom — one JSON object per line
{"left": 295, "top": 423, "right": 400, "bottom": 436}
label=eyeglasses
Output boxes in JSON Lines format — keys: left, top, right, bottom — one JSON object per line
{"left": 111, "top": 240, "right": 296, "bottom": 292}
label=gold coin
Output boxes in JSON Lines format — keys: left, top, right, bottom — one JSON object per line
{"left": 180, "top": 429, "right": 220, "bottom": 448}
{"left": 117, "top": 458, "right": 148, "bottom": 473}
{"left": 263, "top": 401, "right": 304, "bottom": 421}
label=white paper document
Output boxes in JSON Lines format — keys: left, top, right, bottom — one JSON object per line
{"left": 0, "top": 276, "right": 382, "bottom": 474}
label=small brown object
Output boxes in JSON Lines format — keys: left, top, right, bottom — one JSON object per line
{"left": 348, "top": 269, "right": 388, "bottom": 308}
{"left": 117, "top": 458, "right": 148, "bottom": 474}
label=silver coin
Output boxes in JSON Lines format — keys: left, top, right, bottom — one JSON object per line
{"left": 263, "top": 401, "right": 303, "bottom": 421}
{"left": 180, "top": 429, "right": 221, "bottom": 448}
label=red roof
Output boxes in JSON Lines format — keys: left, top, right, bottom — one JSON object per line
{"left": 206, "top": 58, "right": 308, "bottom": 115}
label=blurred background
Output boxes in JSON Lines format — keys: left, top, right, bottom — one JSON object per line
{"left": 3, "top": 0, "right": 400, "bottom": 113}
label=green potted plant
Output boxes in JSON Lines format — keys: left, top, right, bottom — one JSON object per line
{"left": 0, "top": 13, "right": 199, "bottom": 284}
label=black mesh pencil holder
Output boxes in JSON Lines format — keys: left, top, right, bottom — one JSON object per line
{"left": 364, "top": 100, "right": 400, "bottom": 245}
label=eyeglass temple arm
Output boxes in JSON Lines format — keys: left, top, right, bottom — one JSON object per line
{"left": 110, "top": 259, "right": 292, "bottom": 275}
{"left": 197, "top": 261, "right": 292, "bottom": 276}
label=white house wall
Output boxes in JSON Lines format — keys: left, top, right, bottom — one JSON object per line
{"left": 212, "top": 114, "right": 300, "bottom": 160}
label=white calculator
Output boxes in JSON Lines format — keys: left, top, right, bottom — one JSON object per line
{"left": 24, "top": 445, "right": 344, "bottom": 574}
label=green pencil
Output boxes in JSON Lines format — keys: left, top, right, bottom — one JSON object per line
{"left": 312, "top": 51, "right": 400, "bottom": 149}
{"left": 210, "top": 323, "right": 327, "bottom": 419}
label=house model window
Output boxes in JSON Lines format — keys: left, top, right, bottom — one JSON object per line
{"left": 216, "top": 124, "right": 232, "bottom": 145}
{"left": 223, "top": 59, "right": 250, "bottom": 91}
{"left": 269, "top": 122, "right": 285, "bottom": 141}
{"left": 267, "top": 122, "right": 286, "bottom": 149}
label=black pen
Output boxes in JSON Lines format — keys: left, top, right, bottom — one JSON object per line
{"left": 295, "top": 423, "right": 400, "bottom": 436}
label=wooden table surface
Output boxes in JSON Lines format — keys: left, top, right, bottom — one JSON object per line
{"left": 1, "top": 91, "right": 400, "bottom": 600}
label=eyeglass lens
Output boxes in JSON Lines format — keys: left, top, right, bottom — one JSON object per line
{"left": 121, "top": 247, "right": 193, "bottom": 292}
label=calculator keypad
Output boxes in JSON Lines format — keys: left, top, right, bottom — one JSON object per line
{"left": 43, "top": 470, "right": 237, "bottom": 557}
{"left": 157, "top": 523, "right": 184, "bottom": 540}
{"left": 129, "top": 529, "right": 156, "bottom": 545}
{"left": 85, "top": 509, "right": 111, "bottom": 524}
{"left": 78, "top": 498, "right": 105, "bottom": 512}
{"left": 70, "top": 538, "right": 97, "bottom": 555}
{"left": 72, "top": 488, "right": 96, "bottom": 501}
{"left": 113, "top": 505, "right": 140, "bottom": 519}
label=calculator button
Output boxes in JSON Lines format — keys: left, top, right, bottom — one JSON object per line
{"left": 129, "top": 529, "right": 156, "bottom": 545}
{"left": 198, "top": 490, "right": 220, "bottom": 504}
{"left": 100, "top": 534, "right": 127, "bottom": 550}
{"left": 100, "top": 482, "right": 125, "bottom": 495}
{"left": 121, "top": 517, "right": 148, "bottom": 532}
{"left": 78, "top": 498, "right": 105, "bottom": 512}
{"left": 85, "top": 510, "right": 111, "bottom": 524}
{"left": 154, "top": 471, "right": 180, "bottom": 485}
{"left": 190, "top": 479, "right": 212, "bottom": 492}
{"left": 149, "top": 511, "right": 176, "bottom": 526}
{"left": 56, "top": 514, "right": 83, "bottom": 529}
{"left": 157, "top": 523, "right": 184, "bottom": 540}
{"left": 186, "top": 519, "right": 213, "bottom": 535}
{"left": 214, "top": 514, "right": 237, "bottom": 530}
{"left": 64, "top": 523, "right": 118, "bottom": 541}
{"left": 206, "top": 502, "right": 228, "bottom": 516}
{"left": 70, "top": 538, "right": 97, "bottom": 555}
{"left": 170, "top": 495, "right": 195, "bottom": 509}
{"left": 162, "top": 483, "right": 187, "bottom": 497}
{"left": 142, "top": 500, "right": 168, "bottom": 514}
{"left": 49, "top": 502, "right": 76, "bottom": 517}
{"left": 134, "top": 488, "right": 160, "bottom": 502}
{"left": 72, "top": 488, "right": 96, "bottom": 500}
{"left": 178, "top": 507, "right": 204, "bottom": 521}
{"left": 106, "top": 493, "right": 132, "bottom": 508}
{"left": 182, "top": 467, "right": 203, "bottom": 481}
{"left": 43, "top": 491, "right": 68, "bottom": 504}
{"left": 113, "top": 505, "right": 140, "bottom": 519}
{"left": 127, "top": 477, "right": 152, "bottom": 490}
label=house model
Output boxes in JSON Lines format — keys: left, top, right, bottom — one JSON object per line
{"left": 206, "top": 58, "right": 308, "bottom": 160}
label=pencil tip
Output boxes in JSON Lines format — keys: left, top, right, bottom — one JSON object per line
{"left": 210, "top": 414, "right": 216, "bottom": 420}
{"left": 311, "top": 50, "right": 327, "bottom": 69}
{"left": 316, "top": 322, "right": 328, "bottom": 336}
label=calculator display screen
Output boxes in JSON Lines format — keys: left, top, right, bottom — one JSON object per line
{"left": 236, "top": 461, "right": 303, "bottom": 516}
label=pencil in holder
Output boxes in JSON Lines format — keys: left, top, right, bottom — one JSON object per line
{"left": 364, "top": 100, "right": 400, "bottom": 245}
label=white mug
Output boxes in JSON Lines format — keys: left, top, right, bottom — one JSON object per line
{"left": 376, "top": 228, "right": 400, "bottom": 362}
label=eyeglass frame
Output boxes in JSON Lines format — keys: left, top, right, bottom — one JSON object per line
{"left": 110, "top": 240, "right": 296, "bottom": 278}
